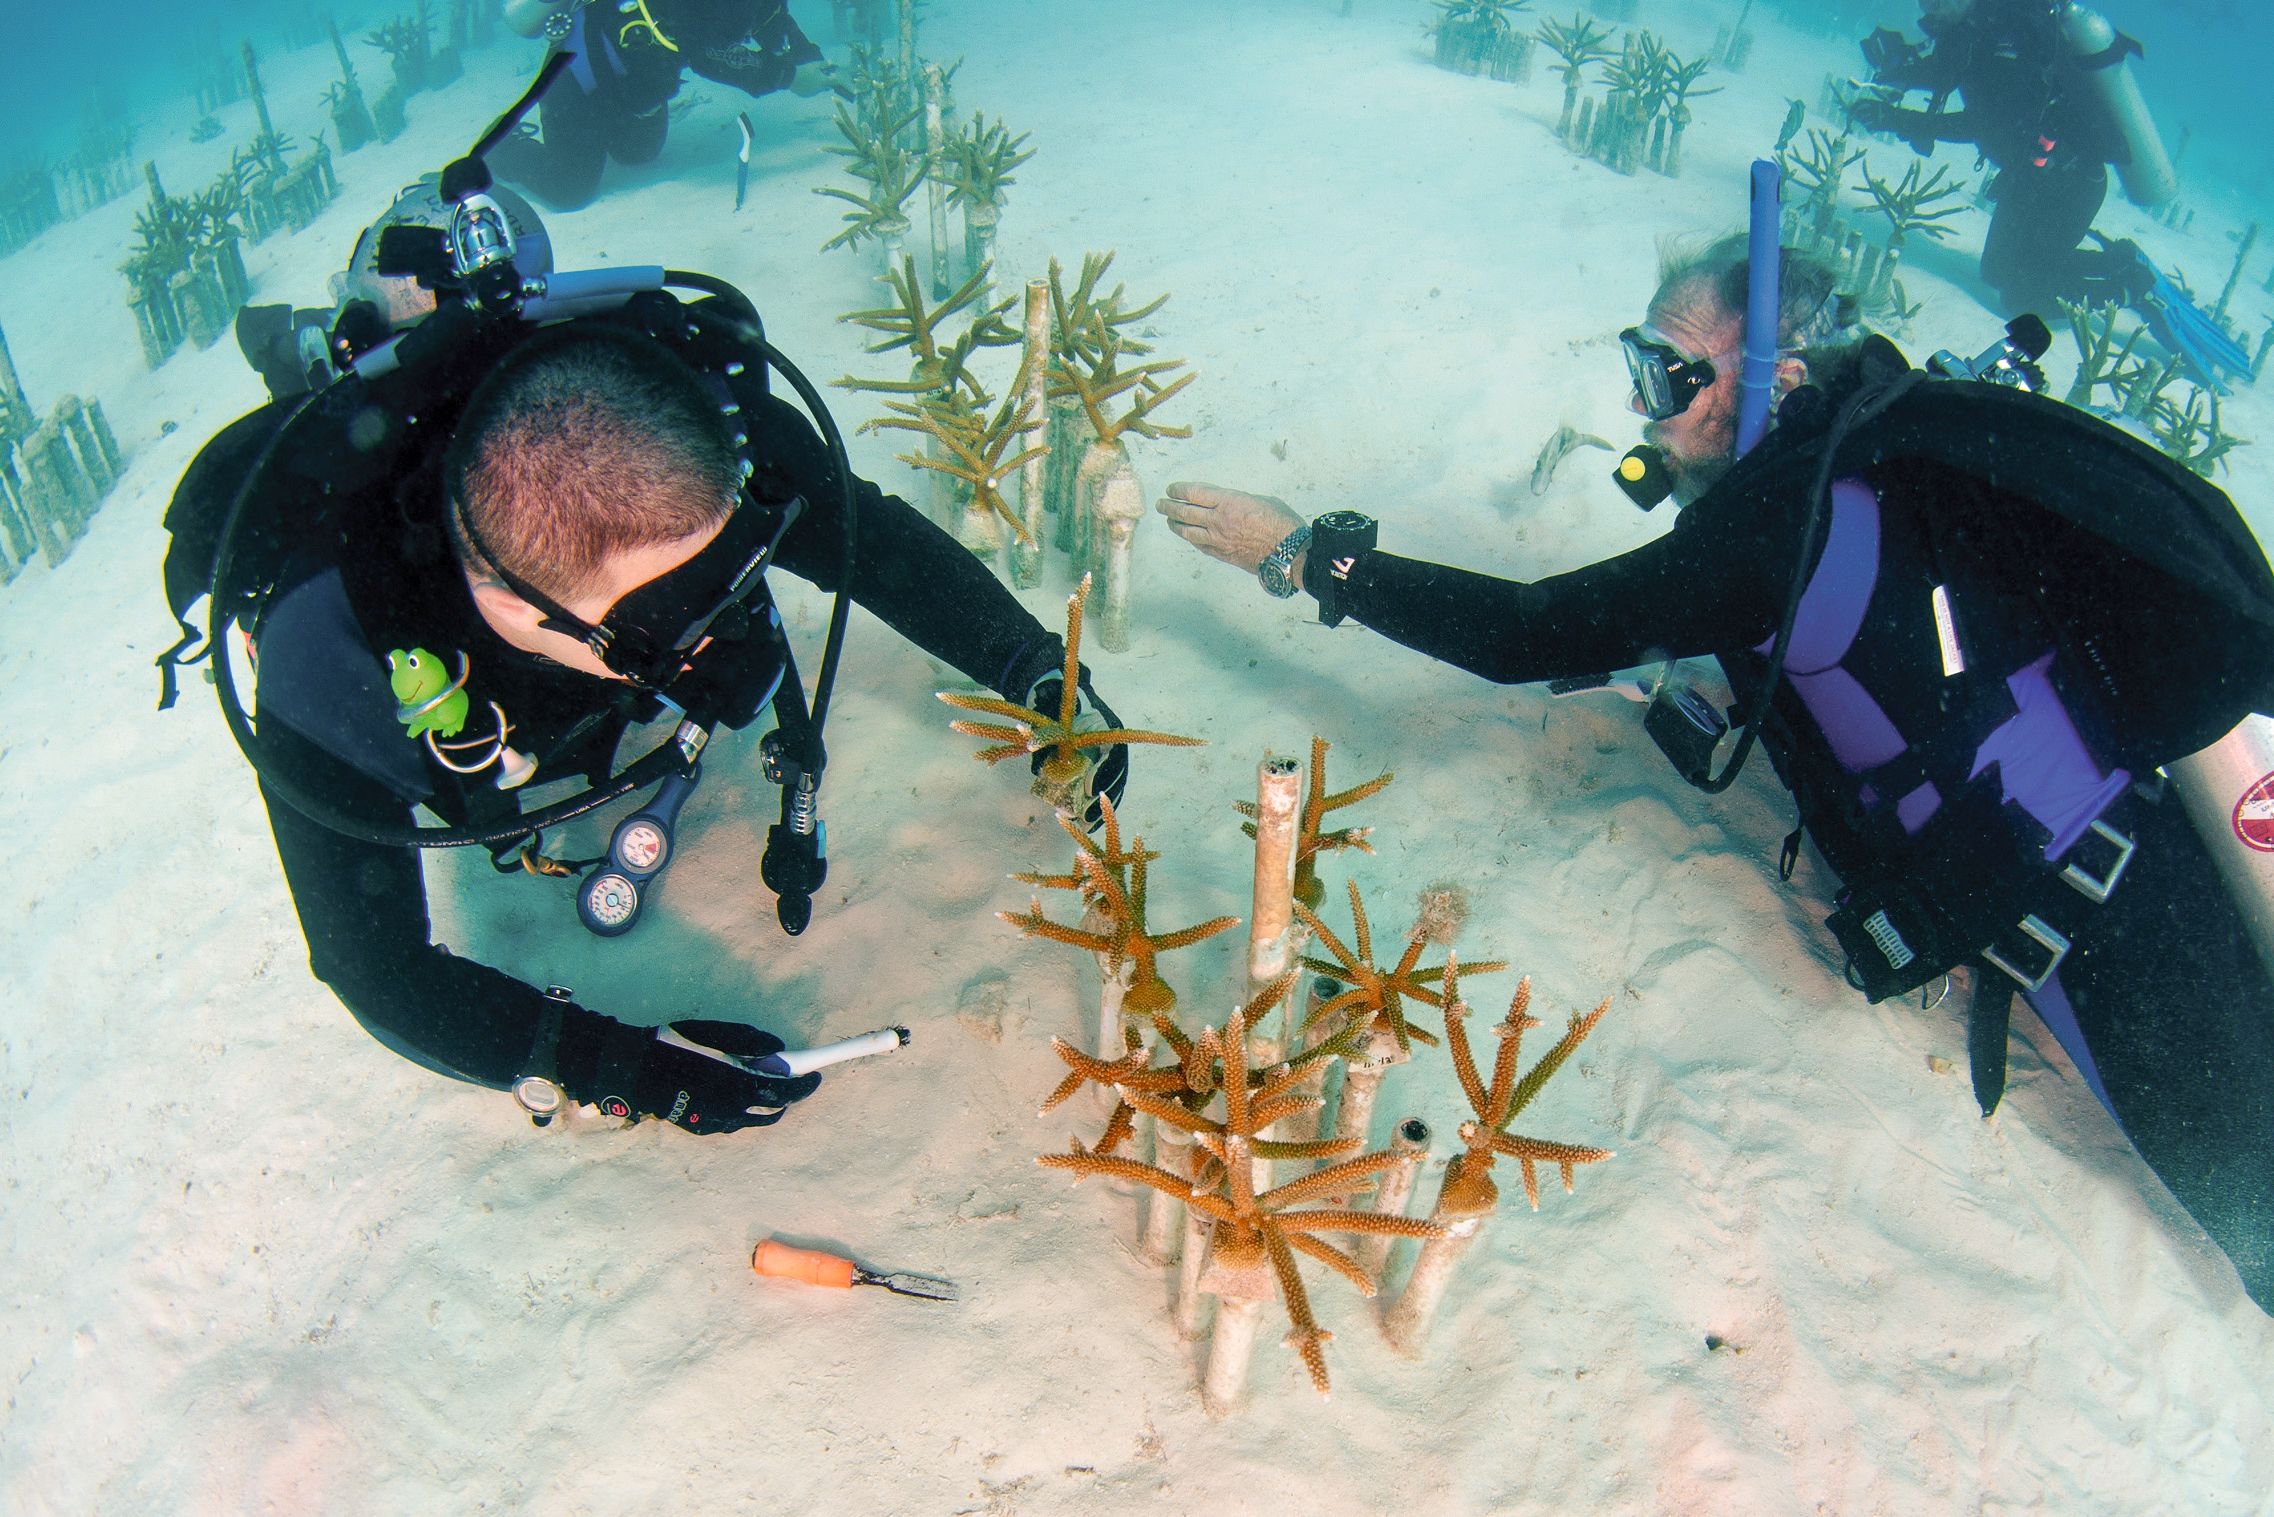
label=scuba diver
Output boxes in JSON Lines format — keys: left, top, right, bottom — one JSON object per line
{"left": 489, "top": 0, "right": 830, "bottom": 210}
{"left": 1847, "top": 0, "right": 2176, "bottom": 322}
{"left": 163, "top": 84, "right": 1134, "bottom": 1137}
{"left": 1154, "top": 229, "right": 2274, "bottom": 1311}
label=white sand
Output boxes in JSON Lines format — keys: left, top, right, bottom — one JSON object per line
{"left": 3, "top": 3, "right": 2270, "bottom": 1513}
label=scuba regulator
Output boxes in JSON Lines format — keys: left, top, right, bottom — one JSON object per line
{"left": 199, "top": 55, "right": 854, "bottom": 939}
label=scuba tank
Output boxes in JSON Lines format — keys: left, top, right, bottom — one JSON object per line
{"left": 2057, "top": 2, "right": 2179, "bottom": 208}
{"left": 2169, "top": 715, "right": 2274, "bottom": 986}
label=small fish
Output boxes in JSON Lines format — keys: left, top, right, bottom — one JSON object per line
{"left": 1530, "top": 424, "right": 1616, "bottom": 497}
{"left": 1775, "top": 98, "right": 1806, "bottom": 154}
{"left": 734, "top": 111, "right": 752, "bottom": 211}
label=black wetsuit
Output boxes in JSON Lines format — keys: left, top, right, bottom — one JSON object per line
{"left": 1313, "top": 450, "right": 2274, "bottom": 1309}
{"left": 1866, "top": 2, "right": 2139, "bottom": 317}
{"left": 230, "top": 386, "right": 1066, "bottom": 1109}
{"left": 490, "top": 0, "right": 821, "bottom": 210}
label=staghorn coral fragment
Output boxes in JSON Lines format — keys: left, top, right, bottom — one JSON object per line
{"left": 941, "top": 575, "right": 1205, "bottom": 808}
{"left": 863, "top": 379, "right": 1046, "bottom": 542}
{"left": 1000, "top": 828, "right": 1240, "bottom": 1017}
{"left": 1296, "top": 879, "right": 1510, "bottom": 1052}
{"left": 1381, "top": 978, "right": 1611, "bottom": 1355}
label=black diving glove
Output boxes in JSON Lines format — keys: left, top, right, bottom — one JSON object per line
{"left": 1025, "top": 672, "right": 1130, "bottom": 833}
{"left": 1845, "top": 97, "right": 1935, "bottom": 155}
{"left": 634, "top": 1020, "right": 821, "bottom": 1134}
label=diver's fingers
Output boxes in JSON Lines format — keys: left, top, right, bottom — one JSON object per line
{"left": 1161, "top": 480, "right": 1257, "bottom": 510}
{"left": 1155, "top": 494, "right": 1214, "bottom": 527}
{"left": 1157, "top": 512, "right": 1215, "bottom": 546}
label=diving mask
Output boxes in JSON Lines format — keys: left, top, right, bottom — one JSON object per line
{"left": 1620, "top": 326, "right": 1721, "bottom": 422}
{"left": 454, "top": 489, "right": 803, "bottom": 692}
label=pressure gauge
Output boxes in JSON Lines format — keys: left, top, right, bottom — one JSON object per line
{"left": 615, "top": 818, "right": 669, "bottom": 873}
{"left": 577, "top": 765, "right": 702, "bottom": 939}
{"left": 579, "top": 871, "right": 642, "bottom": 936}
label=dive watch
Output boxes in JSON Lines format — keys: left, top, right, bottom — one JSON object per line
{"left": 1258, "top": 523, "right": 1311, "bottom": 600}
{"left": 514, "top": 993, "right": 571, "bottom": 1127}
{"left": 1307, "top": 511, "right": 1378, "bottom": 628}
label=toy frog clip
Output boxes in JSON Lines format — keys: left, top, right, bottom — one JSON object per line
{"left": 386, "top": 646, "right": 540, "bottom": 789}
{"left": 388, "top": 647, "right": 471, "bottom": 739}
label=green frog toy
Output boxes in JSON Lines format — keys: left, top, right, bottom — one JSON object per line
{"left": 388, "top": 647, "right": 470, "bottom": 740}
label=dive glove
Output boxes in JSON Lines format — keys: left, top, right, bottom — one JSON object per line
{"left": 634, "top": 1020, "right": 821, "bottom": 1134}
{"left": 1025, "top": 673, "right": 1130, "bottom": 833}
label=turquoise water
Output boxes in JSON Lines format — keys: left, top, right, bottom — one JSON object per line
{"left": 2, "top": 3, "right": 2270, "bottom": 1511}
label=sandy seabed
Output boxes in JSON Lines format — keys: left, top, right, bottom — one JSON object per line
{"left": 2, "top": 3, "right": 2270, "bottom": 1513}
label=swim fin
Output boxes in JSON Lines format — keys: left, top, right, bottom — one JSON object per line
{"left": 2092, "top": 234, "right": 2254, "bottom": 394}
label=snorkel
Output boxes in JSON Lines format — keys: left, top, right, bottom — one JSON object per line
{"left": 1734, "top": 156, "right": 1782, "bottom": 459}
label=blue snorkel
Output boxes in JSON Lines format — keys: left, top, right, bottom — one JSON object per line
{"left": 1734, "top": 157, "right": 1782, "bottom": 458}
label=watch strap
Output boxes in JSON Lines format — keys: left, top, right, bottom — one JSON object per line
{"left": 1309, "top": 514, "right": 1378, "bottom": 628}
{"left": 1258, "top": 524, "right": 1312, "bottom": 600}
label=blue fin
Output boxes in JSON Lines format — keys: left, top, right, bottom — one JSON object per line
{"left": 2098, "top": 235, "right": 2254, "bottom": 393}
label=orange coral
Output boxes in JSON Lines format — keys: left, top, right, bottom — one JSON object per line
{"left": 940, "top": 574, "right": 1202, "bottom": 808}
{"left": 1040, "top": 979, "right": 1446, "bottom": 1397}
{"left": 1440, "top": 961, "right": 1615, "bottom": 1211}
{"left": 1295, "top": 879, "right": 1509, "bottom": 1054}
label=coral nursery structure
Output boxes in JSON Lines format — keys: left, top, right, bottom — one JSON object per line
{"left": 1044, "top": 253, "right": 1194, "bottom": 650}
{"left": 1380, "top": 964, "right": 1611, "bottom": 1354}
{"left": 1431, "top": 1, "right": 1535, "bottom": 81}
{"left": 1041, "top": 984, "right": 1447, "bottom": 1406}
{"left": 990, "top": 722, "right": 1615, "bottom": 1412}
{"left": 1540, "top": 18, "right": 1716, "bottom": 178}
{"left": 1235, "top": 736, "right": 1392, "bottom": 912}
{"left": 0, "top": 323, "right": 122, "bottom": 588}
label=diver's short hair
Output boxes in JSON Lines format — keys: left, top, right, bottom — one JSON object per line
{"left": 1654, "top": 233, "right": 1854, "bottom": 353}
{"left": 444, "top": 328, "right": 741, "bottom": 603}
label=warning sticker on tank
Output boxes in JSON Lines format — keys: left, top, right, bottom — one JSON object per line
{"left": 2234, "top": 772, "right": 2274, "bottom": 853}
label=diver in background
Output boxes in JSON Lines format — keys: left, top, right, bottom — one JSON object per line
{"left": 1847, "top": 0, "right": 2175, "bottom": 319}
{"left": 1154, "top": 235, "right": 2274, "bottom": 1310}
{"left": 490, "top": 0, "right": 830, "bottom": 210}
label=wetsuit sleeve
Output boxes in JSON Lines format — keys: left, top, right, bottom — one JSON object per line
{"left": 1317, "top": 495, "right": 1793, "bottom": 684}
{"left": 755, "top": 396, "right": 1064, "bottom": 697}
{"left": 255, "top": 719, "right": 645, "bottom": 1097}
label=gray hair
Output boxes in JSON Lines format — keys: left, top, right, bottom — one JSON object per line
{"left": 1655, "top": 232, "right": 1855, "bottom": 353}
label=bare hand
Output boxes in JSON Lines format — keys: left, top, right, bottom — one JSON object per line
{"left": 1155, "top": 481, "right": 1307, "bottom": 581}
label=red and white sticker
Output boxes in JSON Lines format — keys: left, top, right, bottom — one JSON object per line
{"left": 2234, "top": 772, "right": 2274, "bottom": 853}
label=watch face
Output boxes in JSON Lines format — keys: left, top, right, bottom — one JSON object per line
{"left": 512, "top": 1075, "right": 563, "bottom": 1116}
{"left": 1313, "top": 510, "right": 1375, "bottom": 533}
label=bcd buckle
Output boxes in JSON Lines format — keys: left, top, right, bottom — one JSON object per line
{"left": 1984, "top": 914, "right": 2068, "bottom": 993}
{"left": 2058, "top": 818, "right": 2135, "bottom": 905}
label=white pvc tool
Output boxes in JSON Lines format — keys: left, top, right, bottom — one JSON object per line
{"left": 659, "top": 1024, "right": 912, "bottom": 1078}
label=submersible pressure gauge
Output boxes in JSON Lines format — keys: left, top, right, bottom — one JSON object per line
{"left": 578, "top": 765, "right": 702, "bottom": 936}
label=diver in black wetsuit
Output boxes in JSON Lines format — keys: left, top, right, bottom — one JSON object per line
{"left": 168, "top": 192, "right": 1131, "bottom": 1139}
{"left": 1846, "top": 0, "right": 2173, "bottom": 317}
{"left": 1155, "top": 236, "right": 2274, "bottom": 1310}
{"left": 490, "top": 0, "right": 828, "bottom": 210}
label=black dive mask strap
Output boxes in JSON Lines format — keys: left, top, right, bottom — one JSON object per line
{"left": 451, "top": 493, "right": 621, "bottom": 663}
{"left": 452, "top": 489, "right": 803, "bottom": 690}
{"left": 604, "top": 492, "right": 804, "bottom": 683}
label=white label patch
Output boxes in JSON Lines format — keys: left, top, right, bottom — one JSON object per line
{"left": 1931, "top": 584, "right": 1966, "bottom": 678}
